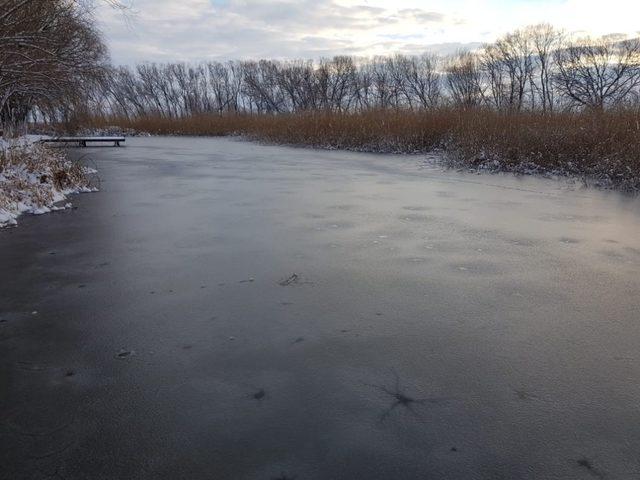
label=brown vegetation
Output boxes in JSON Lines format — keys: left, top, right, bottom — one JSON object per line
{"left": 0, "top": 142, "right": 95, "bottom": 226}
{"left": 87, "top": 107, "right": 640, "bottom": 189}
{"left": 0, "top": 144, "right": 89, "bottom": 191}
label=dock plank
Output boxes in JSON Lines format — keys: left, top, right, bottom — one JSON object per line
{"left": 40, "top": 136, "right": 125, "bottom": 147}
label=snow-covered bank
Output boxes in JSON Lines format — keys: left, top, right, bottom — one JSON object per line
{"left": 79, "top": 126, "right": 150, "bottom": 138}
{"left": 0, "top": 138, "right": 98, "bottom": 227}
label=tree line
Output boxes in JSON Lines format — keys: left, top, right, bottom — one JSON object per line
{"left": 2, "top": 6, "right": 640, "bottom": 133}
{"left": 0, "top": 0, "right": 124, "bottom": 133}
{"left": 93, "top": 24, "right": 640, "bottom": 120}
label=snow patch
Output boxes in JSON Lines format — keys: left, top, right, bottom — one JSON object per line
{"left": 0, "top": 138, "right": 98, "bottom": 228}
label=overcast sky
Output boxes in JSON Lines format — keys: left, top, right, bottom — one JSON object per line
{"left": 97, "top": 0, "right": 640, "bottom": 65}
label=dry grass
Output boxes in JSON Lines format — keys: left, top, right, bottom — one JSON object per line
{"left": 448, "top": 109, "right": 640, "bottom": 187}
{"left": 0, "top": 143, "right": 88, "bottom": 189}
{"left": 85, "top": 110, "right": 454, "bottom": 152}
{"left": 0, "top": 142, "right": 94, "bottom": 226}
{"left": 86, "top": 107, "right": 640, "bottom": 190}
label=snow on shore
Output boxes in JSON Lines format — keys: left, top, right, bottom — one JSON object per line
{"left": 0, "top": 137, "right": 98, "bottom": 227}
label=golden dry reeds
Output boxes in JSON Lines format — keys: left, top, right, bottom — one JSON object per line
{"left": 86, "top": 107, "right": 640, "bottom": 189}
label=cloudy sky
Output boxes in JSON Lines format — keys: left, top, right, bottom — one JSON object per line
{"left": 97, "top": 0, "right": 640, "bottom": 64}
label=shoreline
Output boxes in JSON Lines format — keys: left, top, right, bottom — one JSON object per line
{"left": 80, "top": 108, "right": 640, "bottom": 192}
{"left": 0, "top": 140, "right": 98, "bottom": 228}
{"left": 77, "top": 126, "right": 638, "bottom": 193}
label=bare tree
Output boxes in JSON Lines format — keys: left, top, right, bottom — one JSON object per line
{"left": 444, "top": 51, "right": 485, "bottom": 108}
{"left": 0, "top": 0, "right": 110, "bottom": 132}
{"left": 526, "top": 24, "right": 564, "bottom": 112}
{"left": 554, "top": 36, "right": 640, "bottom": 110}
{"left": 241, "top": 60, "right": 286, "bottom": 113}
{"left": 73, "top": 23, "right": 640, "bottom": 122}
{"left": 481, "top": 29, "right": 535, "bottom": 111}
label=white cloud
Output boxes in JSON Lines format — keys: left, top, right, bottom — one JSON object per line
{"left": 97, "top": 0, "right": 640, "bottom": 64}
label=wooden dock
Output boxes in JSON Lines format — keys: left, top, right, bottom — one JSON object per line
{"left": 40, "top": 136, "right": 125, "bottom": 147}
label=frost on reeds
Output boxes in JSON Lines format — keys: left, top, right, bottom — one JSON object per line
{"left": 0, "top": 140, "right": 97, "bottom": 227}
{"left": 92, "top": 108, "right": 640, "bottom": 190}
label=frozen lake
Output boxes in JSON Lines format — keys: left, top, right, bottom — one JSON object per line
{"left": 2, "top": 137, "right": 640, "bottom": 479}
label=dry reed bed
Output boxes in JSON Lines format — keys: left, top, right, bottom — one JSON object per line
{"left": 87, "top": 109, "right": 640, "bottom": 190}
{"left": 0, "top": 142, "right": 96, "bottom": 227}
